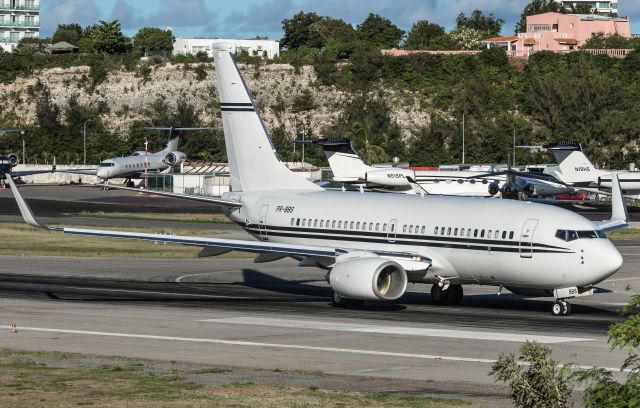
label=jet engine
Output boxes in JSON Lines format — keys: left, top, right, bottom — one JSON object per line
{"left": 329, "top": 257, "right": 408, "bottom": 301}
{"left": 364, "top": 169, "right": 412, "bottom": 188}
{"left": 163, "top": 151, "right": 187, "bottom": 166}
{"left": 488, "top": 182, "right": 500, "bottom": 196}
{"left": 8, "top": 154, "right": 19, "bottom": 166}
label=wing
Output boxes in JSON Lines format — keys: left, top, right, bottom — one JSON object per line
{"left": 6, "top": 175, "right": 431, "bottom": 270}
{"left": 593, "top": 173, "right": 629, "bottom": 232}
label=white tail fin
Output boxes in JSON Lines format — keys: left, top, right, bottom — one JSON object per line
{"left": 299, "top": 139, "right": 372, "bottom": 182}
{"left": 545, "top": 143, "right": 603, "bottom": 185}
{"left": 213, "top": 45, "right": 320, "bottom": 192}
{"left": 165, "top": 131, "right": 179, "bottom": 152}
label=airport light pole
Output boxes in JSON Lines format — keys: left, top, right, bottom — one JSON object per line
{"left": 83, "top": 120, "right": 91, "bottom": 166}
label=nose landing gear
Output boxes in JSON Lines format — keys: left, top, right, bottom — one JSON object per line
{"left": 551, "top": 300, "right": 572, "bottom": 316}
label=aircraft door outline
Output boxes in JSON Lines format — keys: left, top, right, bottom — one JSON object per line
{"left": 259, "top": 204, "right": 269, "bottom": 241}
{"left": 519, "top": 218, "right": 538, "bottom": 258}
{"left": 387, "top": 219, "right": 397, "bottom": 243}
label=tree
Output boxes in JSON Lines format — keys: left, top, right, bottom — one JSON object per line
{"left": 52, "top": 23, "right": 83, "bottom": 45}
{"left": 450, "top": 27, "right": 484, "bottom": 50}
{"left": 456, "top": 9, "right": 504, "bottom": 38}
{"left": 570, "top": 3, "right": 595, "bottom": 14}
{"left": 583, "top": 33, "right": 638, "bottom": 49}
{"left": 404, "top": 20, "right": 446, "bottom": 50}
{"left": 133, "top": 27, "right": 174, "bottom": 56}
{"left": 89, "top": 20, "right": 131, "bottom": 55}
{"left": 577, "top": 292, "right": 640, "bottom": 407}
{"left": 356, "top": 13, "right": 404, "bottom": 49}
{"left": 281, "top": 11, "right": 324, "bottom": 50}
{"left": 515, "top": 0, "right": 563, "bottom": 33}
{"left": 491, "top": 341, "right": 576, "bottom": 408}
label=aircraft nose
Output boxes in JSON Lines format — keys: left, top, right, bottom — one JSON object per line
{"left": 97, "top": 169, "right": 108, "bottom": 180}
{"left": 596, "top": 241, "right": 623, "bottom": 283}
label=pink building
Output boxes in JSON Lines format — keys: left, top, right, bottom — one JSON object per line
{"left": 483, "top": 12, "right": 631, "bottom": 57}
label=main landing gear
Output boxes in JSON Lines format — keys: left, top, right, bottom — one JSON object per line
{"left": 331, "top": 291, "right": 363, "bottom": 308}
{"left": 430, "top": 284, "right": 463, "bottom": 306}
{"left": 551, "top": 300, "right": 572, "bottom": 316}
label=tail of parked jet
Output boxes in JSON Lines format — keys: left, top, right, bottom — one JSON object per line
{"left": 296, "top": 138, "right": 372, "bottom": 182}
{"left": 212, "top": 45, "right": 320, "bottom": 192}
{"left": 543, "top": 142, "right": 605, "bottom": 185}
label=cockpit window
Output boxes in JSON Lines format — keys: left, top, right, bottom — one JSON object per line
{"left": 99, "top": 162, "right": 115, "bottom": 167}
{"left": 556, "top": 229, "right": 605, "bottom": 242}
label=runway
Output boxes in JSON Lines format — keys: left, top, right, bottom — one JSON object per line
{"left": 0, "top": 251, "right": 638, "bottom": 405}
{"left": 1, "top": 184, "right": 639, "bottom": 404}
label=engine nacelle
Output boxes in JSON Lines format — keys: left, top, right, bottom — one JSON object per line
{"left": 329, "top": 257, "right": 408, "bottom": 301}
{"left": 8, "top": 154, "right": 19, "bottom": 166}
{"left": 364, "top": 169, "right": 412, "bottom": 188}
{"left": 163, "top": 151, "right": 187, "bottom": 166}
{"left": 488, "top": 182, "right": 500, "bottom": 196}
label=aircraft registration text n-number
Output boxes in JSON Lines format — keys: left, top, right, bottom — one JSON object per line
{"left": 275, "top": 205, "right": 295, "bottom": 213}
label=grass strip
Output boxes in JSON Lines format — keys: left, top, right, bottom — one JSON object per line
{"left": 0, "top": 223, "right": 252, "bottom": 259}
{"left": 0, "top": 349, "right": 472, "bottom": 407}
{"left": 78, "top": 211, "right": 231, "bottom": 224}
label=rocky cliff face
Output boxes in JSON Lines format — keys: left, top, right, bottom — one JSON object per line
{"left": 0, "top": 62, "right": 431, "bottom": 140}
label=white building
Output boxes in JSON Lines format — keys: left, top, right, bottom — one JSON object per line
{"left": 0, "top": 0, "right": 39, "bottom": 52}
{"left": 173, "top": 38, "right": 280, "bottom": 59}
{"left": 553, "top": 1, "right": 618, "bottom": 16}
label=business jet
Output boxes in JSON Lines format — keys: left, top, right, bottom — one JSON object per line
{"left": 524, "top": 142, "right": 640, "bottom": 199}
{"left": 300, "top": 138, "right": 574, "bottom": 199}
{"left": 64, "top": 127, "right": 208, "bottom": 186}
{"left": 7, "top": 46, "right": 629, "bottom": 316}
{"left": 0, "top": 128, "right": 57, "bottom": 186}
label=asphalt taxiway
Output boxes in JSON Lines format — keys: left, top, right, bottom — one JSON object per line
{"left": 0, "top": 184, "right": 639, "bottom": 405}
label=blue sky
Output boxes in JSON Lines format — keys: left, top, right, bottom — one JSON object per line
{"left": 41, "top": 0, "right": 640, "bottom": 40}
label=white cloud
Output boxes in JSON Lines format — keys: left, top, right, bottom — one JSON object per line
{"left": 41, "top": 0, "right": 101, "bottom": 36}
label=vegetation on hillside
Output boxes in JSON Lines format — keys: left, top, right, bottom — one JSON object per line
{"left": 1, "top": 3, "right": 640, "bottom": 168}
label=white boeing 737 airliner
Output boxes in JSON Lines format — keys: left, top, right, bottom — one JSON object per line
{"left": 7, "top": 45, "right": 629, "bottom": 316}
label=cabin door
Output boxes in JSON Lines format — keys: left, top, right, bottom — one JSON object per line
{"left": 387, "top": 219, "right": 397, "bottom": 243}
{"left": 519, "top": 218, "right": 538, "bottom": 258}
{"left": 258, "top": 204, "right": 269, "bottom": 241}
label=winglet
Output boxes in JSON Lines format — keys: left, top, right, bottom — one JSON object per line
{"left": 595, "top": 173, "right": 629, "bottom": 232}
{"left": 6, "top": 175, "right": 43, "bottom": 228}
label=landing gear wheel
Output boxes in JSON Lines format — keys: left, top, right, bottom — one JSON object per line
{"left": 552, "top": 300, "right": 572, "bottom": 316}
{"left": 126, "top": 179, "right": 135, "bottom": 188}
{"left": 430, "top": 285, "right": 449, "bottom": 305}
{"left": 448, "top": 285, "right": 464, "bottom": 306}
{"left": 331, "top": 291, "right": 362, "bottom": 308}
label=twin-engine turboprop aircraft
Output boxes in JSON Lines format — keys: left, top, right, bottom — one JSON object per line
{"left": 7, "top": 45, "right": 629, "bottom": 316}
{"left": 299, "top": 138, "right": 574, "bottom": 199}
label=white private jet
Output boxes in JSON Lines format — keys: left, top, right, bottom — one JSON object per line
{"left": 7, "top": 45, "right": 629, "bottom": 316}
{"left": 534, "top": 142, "right": 640, "bottom": 199}
{"left": 300, "top": 138, "right": 574, "bottom": 199}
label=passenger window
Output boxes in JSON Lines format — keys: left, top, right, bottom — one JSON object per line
{"left": 349, "top": 221, "right": 353, "bottom": 229}
{"left": 509, "top": 231, "right": 514, "bottom": 239}
{"left": 454, "top": 228, "right": 458, "bottom": 236}
{"left": 488, "top": 230, "right": 492, "bottom": 238}
{"left": 296, "top": 218, "right": 300, "bottom": 226}
{"left": 441, "top": 227, "right": 445, "bottom": 235}
{"left": 421, "top": 226, "right": 425, "bottom": 234}
{"left": 391, "top": 224, "right": 395, "bottom": 232}
{"left": 338, "top": 221, "right": 342, "bottom": 228}
{"left": 362, "top": 222, "right": 367, "bottom": 231}
{"left": 460, "top": 228, "right": 465, "bottom": 236}
{"left": 481, "top": 229, "right": 485, "bottom": 238}
{"left": 474, "top": 229, "right": 478, "bottom": 237}
{"left": 356, "top": 222, "right": 360, "bottom": 229}
{"left": 332, "top": 221, "right": 336, "bottom": 228}
{"left": 447, "top": 227, "right": 451, "bottom": 236}
{"left": 314, "top": 220, "right": 318, "bottom": 227}
{"left": 434, "top": 227, "right": 438, "bottom": 235}
{"left": 383, "top": 224, "right": 387, "bottom": 232}
{"left": 320, "top": 220, "right": 324, "bottom": 228}
{"left": 409, "top": 225, "right": 414, "bottom": 233}
{"left": 302, "top": 219, "right": 306, "bottom": 227}
{"left": 403, "top": 225, "right": 407, "bottom": 233}
{"left": 495, "top": 230, "right": 499, "bottom": 239}
{"left": 291, "top": 218, "right": 295, "bottom": 226}
{"left": 502, "top": 231, "right": 506, "bottom": 239}
{"left": 467, "top": 229, "right": 472, "bottom": 238}
{"left": 376, "top": 223, "right": 380, "bottom": 231}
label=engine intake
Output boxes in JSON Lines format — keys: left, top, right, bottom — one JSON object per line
{"left": 329, "top": 257, "right": 408, "bottom": 301}
{"left": 8, "top": 154, "right": 19, "bottom": 167}
{"left": 163, "top": 151, "right": 186, "bottom": 166}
